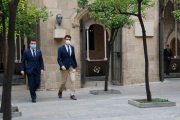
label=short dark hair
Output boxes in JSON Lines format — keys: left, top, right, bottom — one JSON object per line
{"left": 30, "top": 39, "right": 36, "bottom": 42}
{"left": 64, "top": 35, "right": 71, "bottom": 39}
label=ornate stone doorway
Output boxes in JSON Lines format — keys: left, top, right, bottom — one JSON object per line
{"left": 71, "top": 8, "right": 110, "bottom": 84}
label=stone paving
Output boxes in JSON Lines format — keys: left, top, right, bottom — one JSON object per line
{"left": 0, "top": 73, "right": 25, "bottom": 86}
{"left": 8, "top": 78, "right": 180, "bottom": 120}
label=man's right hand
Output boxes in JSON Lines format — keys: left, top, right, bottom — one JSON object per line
{"left": 21, "top": 71, "right": 24, "bottom": 76}
{"left": 62, "top": 66, "right": 66, "bottom": 71}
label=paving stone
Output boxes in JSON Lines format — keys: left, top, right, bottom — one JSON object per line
{"left": 7, "top": 78, "right": 180, "bottom": 120}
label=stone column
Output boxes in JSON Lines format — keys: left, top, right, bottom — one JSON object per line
{"left": 19, "top": 33, "right": 21, "bottom": 61}
{"left": 104, "top": 28, "right": 107, "bottom": 60}
{"left": 86, "top": 27, "right": 90, "bottom": 61}
{"left": 15, "top": 39, "right": 17, "bottom": 61}
{"left": 24, "top": 37, "right": 27, "bottom": 50}
{"left": 174, "top": 20, "right": 178, "bottom": 58}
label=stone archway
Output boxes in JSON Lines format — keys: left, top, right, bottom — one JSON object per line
{"left": 70, "top": 7, "right": 110, "bottom": 40}
{"left": 70, "top": 8, "right": 111, "bottom": 81}
{"left": 166, "top": 30, "right": 180, "bottom": 48}
{"left": 161, "top": 0, "right": 175, "bottom": 19}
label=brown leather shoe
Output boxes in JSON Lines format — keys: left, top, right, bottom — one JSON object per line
{"left": 70, "top": 95, "right": 77, "bottom": 100}
{"left": 58, "top": 91, "right": 62, "bottom": 98}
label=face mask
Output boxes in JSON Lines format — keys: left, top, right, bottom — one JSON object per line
{"left": 65, "top": 40, "right": 71, "bottom": 45}
{"left": 166, "top": 47, "right": 169, "bottom": 49}
{"left": 30, "top": 44, "right": 36, "bottom": 49}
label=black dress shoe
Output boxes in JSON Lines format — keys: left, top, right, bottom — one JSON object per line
{"left": 32, "top": 98, "right": 36, "bottom": 103}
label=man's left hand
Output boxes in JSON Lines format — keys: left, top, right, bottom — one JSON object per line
{"left": 76, "top": 67, "right": 78, "bottom": 72}
{"left": 41, "top": 70, "right": 44, "bottom": 75}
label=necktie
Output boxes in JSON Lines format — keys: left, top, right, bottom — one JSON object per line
{"left": 33, "top": 49, "right": 36, "bottom": 57}
{"left": 68, "top": 46, "right": 70, "bottom": 56}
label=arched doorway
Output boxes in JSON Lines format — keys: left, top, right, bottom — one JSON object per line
{"left": 71, "top": 8, "right": 116, "bottom": 84}
{"left": 159, "top": 0, "right": 180, "bottom": 79}
{"left": 164, "top": 38, "right": 180, "bottom": 77}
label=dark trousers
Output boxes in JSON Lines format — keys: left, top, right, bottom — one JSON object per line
{"left": 165, "top": 59, "right": 171, "bottom": 74}
{"left": 27, "top": 69, "right": 40, "bottom": 99}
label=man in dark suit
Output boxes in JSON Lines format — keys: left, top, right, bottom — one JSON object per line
{"left": 164, "top": 44, "right": 172, "bottom": 75}
{"left": 57, "top": 35, "right": 78, "bottom": 100}
{"left": 21, "top": 40, "right": 44, "bottom": 103}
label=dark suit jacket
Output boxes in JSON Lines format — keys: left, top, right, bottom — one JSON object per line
{"left": 57, "top": 45, "right": 77, "bottom": 70}
{"left": 164, "top": 49, "right": 172, "bottom": 61}
{"left": 21, "top": 49, "right": 44, "bottom": 74}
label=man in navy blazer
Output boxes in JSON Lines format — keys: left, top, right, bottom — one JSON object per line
{"left": 57, "top": 35, "right": 78, "bottom": 100}
{"left": 21, "top": 40, "right": 44, "bottom": 103}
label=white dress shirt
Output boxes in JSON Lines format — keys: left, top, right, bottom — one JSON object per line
{"left": 65, "top": 44, "right": 72, "bottom": 56}
{"left": 61, "top": 45, "right": 72, "bottom": 68}
{"left": 30, "top": 48, "right": 36, "bottom": 57}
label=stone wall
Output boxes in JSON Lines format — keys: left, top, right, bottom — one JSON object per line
{"left": 122, "top": 2, "right": 160, "bottom": 85}
{"left": 31, "top": 0, "right": 161, "bottom": 89}
{"left": 31, "top": 0, "right": 81, "bottom": 90}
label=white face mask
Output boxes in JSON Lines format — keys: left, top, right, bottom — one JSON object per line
{"left": 66, "top": 40, "right": 71, "bottom": 45}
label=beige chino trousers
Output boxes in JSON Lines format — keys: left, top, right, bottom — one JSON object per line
{"left": 59, "top": 66, "right": 76, "bottom": 96}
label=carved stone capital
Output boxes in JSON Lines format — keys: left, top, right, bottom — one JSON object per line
{"left": 72, "top": 22, "right": 80, "bottom": 28}
{"left": 123, "top": 24, "right": 131, "bottom": 29}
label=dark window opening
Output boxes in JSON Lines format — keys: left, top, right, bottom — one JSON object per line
{"left": 86, "top": 25, "right": 95, "bottom": 50}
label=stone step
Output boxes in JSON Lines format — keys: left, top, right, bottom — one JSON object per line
{"left": 84, "top": 81, "right": 111, "bottom": 87}
{"left": 85, "top": 76, "right": 105, "bottom": 81}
